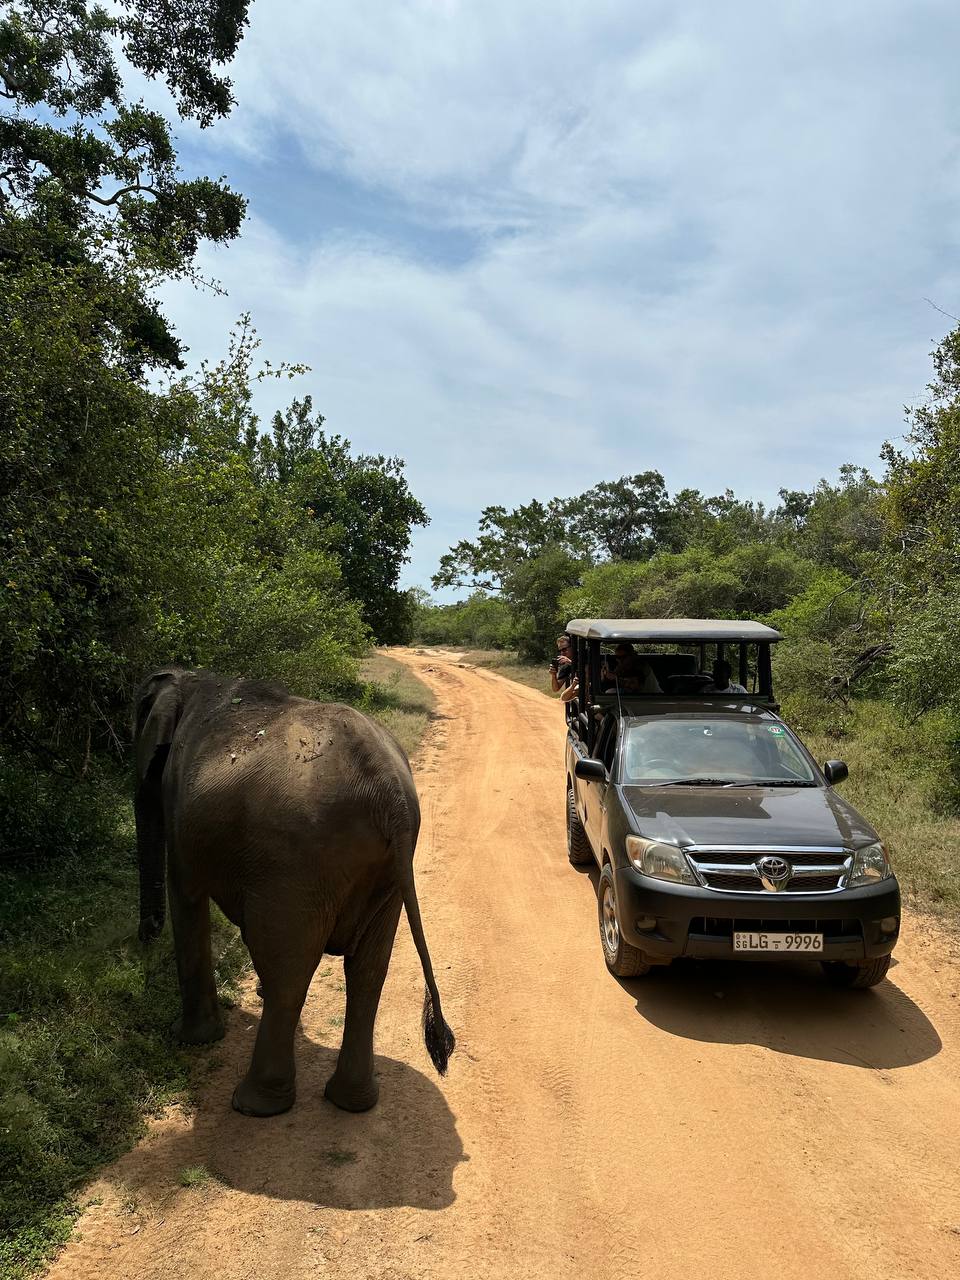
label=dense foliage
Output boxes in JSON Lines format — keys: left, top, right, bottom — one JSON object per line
{"left": 0, "top": 3, "right": 427, "bottom": 778}
{"left": 245, "top": 397, "right": 429, "bottom": 644}
{"left": 0, "top": 278, "right": 399, "bottom": 775}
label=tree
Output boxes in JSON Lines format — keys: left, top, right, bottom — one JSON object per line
{"left": 1, "top": 1, "right": 249, "bottom": 366}
{"left": 880, "top": 324, "right": 960, "bottom": 713}
{"left": 778, "top": 466, "right": 883, "bottom": 575}
{"left": 412, "top": 591, "right": 512, "bottom": 650}
{"left": 1, "top": 1, "right": 247, "bottom": 256}
{"left": 433, "top": 497, "right": 573, "bottom": 594}
{"left": 564, "top": 472, "right": 670, "bottom": 561}
{"left": 0, "top": 300, "right": 370, "bottom": 765}
{"left": 505, "top": 546, "right": 585, "bottom": 659}
{"left": 246, "top": 398, "right": 429, "bottom": 644}
{"left": 560, "top": 543, "right": 814, "bottom": 627}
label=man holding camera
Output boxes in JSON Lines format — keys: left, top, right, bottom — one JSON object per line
{"left": 549, "top": 633, "right": 576, "bottom": 693}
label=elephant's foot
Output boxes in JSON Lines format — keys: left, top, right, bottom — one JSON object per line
{"left": 232, "top": 1075, "right": 296, "bottom": 1118}
{"left": 324, "top": 1070, "right": 379, "bottom": 1113}
{"left": 173, "top": 1012, "right": 225, "bottom": 1045}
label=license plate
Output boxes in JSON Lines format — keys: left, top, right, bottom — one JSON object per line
{"left": 733, "top": 931, "right": 823, "bottom": 953}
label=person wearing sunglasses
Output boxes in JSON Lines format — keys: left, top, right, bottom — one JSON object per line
{"left": 549, "top": 634, "right": 575, "bottom": 693}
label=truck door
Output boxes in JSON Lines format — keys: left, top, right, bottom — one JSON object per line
{"left": 585, "top": 714, "right": 618, "bottom": 850}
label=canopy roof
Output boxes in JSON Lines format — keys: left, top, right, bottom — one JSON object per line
{"left": 565, "top": 618, "right": 782, "bottom": 643}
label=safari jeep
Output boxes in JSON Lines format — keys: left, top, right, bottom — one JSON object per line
{"left": 563, "top": 619, "right": 900, "bottom": 987}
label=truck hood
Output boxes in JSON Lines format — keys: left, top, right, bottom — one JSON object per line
{"left": 620, "top": 783, "right": 879, "bottom": 850}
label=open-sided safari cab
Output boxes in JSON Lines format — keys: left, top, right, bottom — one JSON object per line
{"left": 563, "top": 618, "right": 900, "bottom": 987}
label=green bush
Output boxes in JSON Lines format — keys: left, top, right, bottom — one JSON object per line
{"left": 802, "top": 700, "right": 960, "bottom": 908}
{"left": 413, "top": 593, "right": 513, "bottom": 650}
{"left": 0, "top": 755, "right": 124, "bottom": 873}
{"left": 0, "top": 768, "right": 246, "bottom": 1280}
{"left": 887, "top": 588, "right": 960, "bottom": 717}
{"left": 560, "top": 543, "right": 816, "bottom": 626}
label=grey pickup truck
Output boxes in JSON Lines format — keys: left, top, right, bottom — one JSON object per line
{"left": 563, "top": 619, "right": 900, "bottom": 988}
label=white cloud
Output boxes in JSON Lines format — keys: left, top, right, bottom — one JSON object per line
{"left": 160, "top": 1, "right": 960, "bottom": 590}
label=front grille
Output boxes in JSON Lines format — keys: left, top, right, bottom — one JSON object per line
{"left": 706, "top": 872, "right": 769, "bottom": 891}
{"left": 788, "top": 874, "right": 842, "bottom": 892}
{"left": 693, "top": 849, "right": 840, "bottom": 867}
{"left": 686, "top": 848, "right": 851, "bottom": 894}
{"left": 690, "top": 917, "right": 863, "bottom": 939}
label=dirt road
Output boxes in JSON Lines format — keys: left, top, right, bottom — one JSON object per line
{"left": 49, "top": 649, "right": 960, "bottom": 1280}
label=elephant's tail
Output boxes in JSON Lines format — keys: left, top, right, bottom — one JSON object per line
{"left": 398, "top": 840, "right": 455, "bottom": 1076}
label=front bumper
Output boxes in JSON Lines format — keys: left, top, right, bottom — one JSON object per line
{"left": 613, "top": 865, "right": 901, "bottom": 963}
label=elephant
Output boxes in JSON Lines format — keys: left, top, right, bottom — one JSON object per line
{"left": 133, "top": 665, "right": 454, "bottom": 1118}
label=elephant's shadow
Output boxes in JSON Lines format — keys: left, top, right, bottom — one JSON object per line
{"left": 147, "top": 1008, "right": 465, "bottom": 1210}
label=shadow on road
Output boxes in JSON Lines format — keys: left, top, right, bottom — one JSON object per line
{"left": 132, "top": 1009, "right": 465, "bottom": 1210}
{"left": 576, "top": 864, "right": 941, "bottom": 1070}
{"left": 620, "top": 959, "right": 941, "bottom": 1070}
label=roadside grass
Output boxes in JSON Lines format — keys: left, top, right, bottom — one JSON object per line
{"left": 358, "top": 651, "right": 437, "bottom": 758}
{"left": 0, "top": 655, "right": 435, "bottom": 1280}
{"left": 798, "top": 699, "right": 960, "bottom": 918}
{"left": 178, "top": 1165, "right": 214, "bottom": 1189}
{"left": 0, "top": 762, "right": 247, "bottom": 1280}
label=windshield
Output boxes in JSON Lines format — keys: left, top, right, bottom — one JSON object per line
{"left": 620, "top": 717, "right": 817, "bottom": 786}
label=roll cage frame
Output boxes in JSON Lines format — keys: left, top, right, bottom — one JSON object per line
{"left": 564, "top": 618, "right": 782, "bottom": 757}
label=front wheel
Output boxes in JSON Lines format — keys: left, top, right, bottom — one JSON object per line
{"left": 566, "top": 785, "right": 592, "bottom": 866}
{"left": 598, "top": 864, "right": 651, "bottom": 978}
{"left": 822, "top": 955, "right": 891, "bottom": 988}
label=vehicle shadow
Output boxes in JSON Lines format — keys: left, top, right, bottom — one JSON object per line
{"left": 577, "top": 865, "right": 941, "bottom": 1070}
{"left": 121, "top": 1009, "right": 466, "bottom": 1210}
{"left": 620, "top": 960, "right": 941, "bottom": 1070}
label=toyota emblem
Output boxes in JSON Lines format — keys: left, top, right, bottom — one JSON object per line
{"left": 757, "top": 855, "right": 792, "bottom": 892}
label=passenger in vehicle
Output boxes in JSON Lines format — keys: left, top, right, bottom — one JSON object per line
{"left": 612, "top": 643, "right": 661, "bottom": 694}
{"left": 549, "top": 633, "right": 576, "bottom": 694}
{"left": 709, "top": 659, "right": 747, "bottom": 694}
{"left": 599, "top": 656, "right": 618, "bottom": 691}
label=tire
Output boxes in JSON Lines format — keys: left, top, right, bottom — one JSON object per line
{"left": 598, "top": 863, "right": 651, "bottom": 978}
{"left": 822, "top": 954, "right": 892, "bottom": 989}
{"left": 566, "top": 784, "right": 593, "bottom": 866}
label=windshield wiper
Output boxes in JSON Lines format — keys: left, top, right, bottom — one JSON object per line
{"left": 634, "top": 777, "right": 819, "bottom": 789}
{"left": 635, "top": 777, "right": 738, "bottom": 788}
{"left": 722, "top": 779, "right": 818, "bottom": 788}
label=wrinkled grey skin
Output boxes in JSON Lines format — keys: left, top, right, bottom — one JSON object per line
{"left": 133, "top": 666, "right": 454, "bottom": 1118}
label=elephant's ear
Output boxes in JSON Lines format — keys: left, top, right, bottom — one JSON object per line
{"left": 134, "top": 672, "right": 182, "bottom": 785}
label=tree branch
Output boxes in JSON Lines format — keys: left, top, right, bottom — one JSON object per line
{"left": 86, "top": 182, "right": 158, "bottom": 206}
{"left": 924, "top": 297, "right": 960, "bottom": 325}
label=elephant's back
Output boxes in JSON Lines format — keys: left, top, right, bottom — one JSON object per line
{"left": 173, "top": 695, "right": 416, "bottom": 852}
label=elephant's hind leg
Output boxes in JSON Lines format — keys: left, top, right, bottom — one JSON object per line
{"left": 233, "top": 915, "right": 324, "bottom": 1118}
{"left": 169, "top": 882, "right": 225, "bottom": 1046}
{"left": 324, "top": 889, "right": 403, "bottom": 1113}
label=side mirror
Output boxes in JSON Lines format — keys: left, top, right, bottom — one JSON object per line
{"left": 824, "top": 760, "right": 848, "bottom": 785}
{"left": 575, "top": 758, "right": 607, "bottom": 782}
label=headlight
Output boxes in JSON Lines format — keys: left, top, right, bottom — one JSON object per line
{"left": 626, "top": 835, "right": 697, "bottom": 885}
{"left": 848, "top": 841, "right": 892, "bottom": 888}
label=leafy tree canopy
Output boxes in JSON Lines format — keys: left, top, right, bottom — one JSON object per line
{"left": 1, "top": 1, "right": 249, "bottom": 364}
{"left": 245, "top": 397, "right": 429, "bottom": 644}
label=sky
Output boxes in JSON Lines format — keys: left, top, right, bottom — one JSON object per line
{"left": 155, "top": 0, "right": 960, "bottom": 595}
